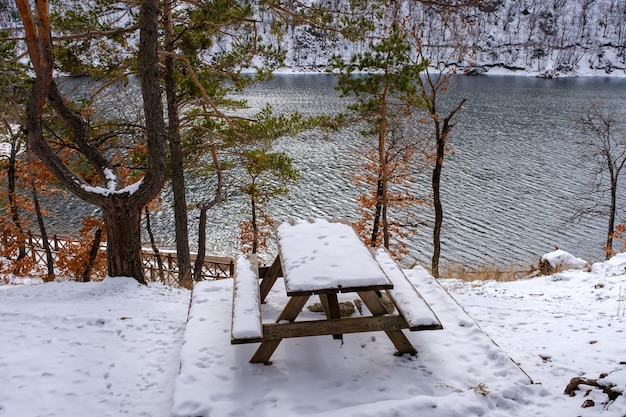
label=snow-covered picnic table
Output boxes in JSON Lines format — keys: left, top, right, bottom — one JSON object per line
{"left": 231, "top": 219, "right": 443, "bottom": 364}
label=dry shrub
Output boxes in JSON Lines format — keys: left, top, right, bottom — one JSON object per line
{"left": 56, "top": 216, "right": 107, "bottom": 281}
{"left": 239, "top": 213, "right": 275, "bottom": 255}
{"left": 308, "top": 301, "right": 356, "bottom": 317}
{"left": 351, "top": 147, "right": 423, "bottom": 261}
{"left": 0, "top": 220, "right": 37, "bottom": 276}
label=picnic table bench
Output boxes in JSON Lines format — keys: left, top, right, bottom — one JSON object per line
{"left": 231, "top": 219, "right": 442, "bottom": 364}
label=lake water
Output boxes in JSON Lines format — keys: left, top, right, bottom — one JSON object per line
{"left": 52, "top": 74, "right": 626, "bottom": 270}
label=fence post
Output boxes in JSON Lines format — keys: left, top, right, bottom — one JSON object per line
{"left": 53, "top": 234, "right": 59, "bottom": 251}
{"left": 229, "top": 259, "right": 234, "bottom": 277}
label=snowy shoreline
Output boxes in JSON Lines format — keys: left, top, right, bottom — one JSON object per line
{"left": 270, "top": 65, "right": 626, "bottom": 79}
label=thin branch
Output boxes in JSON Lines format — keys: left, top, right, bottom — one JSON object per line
{"left": 158, "top": 50, "right": 250, "bottom": 140}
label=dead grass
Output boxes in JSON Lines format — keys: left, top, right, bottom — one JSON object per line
{"left": 440, "top": 262, "right": 537, "bottom": 282}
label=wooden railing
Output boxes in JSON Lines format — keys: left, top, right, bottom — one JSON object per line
{"left": 3, "top": 231, "right": 235, "bottom": 283}
{"left": 142, "top": 250, "right": 235, "bottom": 283}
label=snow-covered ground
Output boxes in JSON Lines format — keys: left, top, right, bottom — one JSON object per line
{"left": 1, "top": 251, "right": 625, "bottom": 416}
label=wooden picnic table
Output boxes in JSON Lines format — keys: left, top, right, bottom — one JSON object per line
{"left": 231, "top": 219, "right": 442, "bottom": 365}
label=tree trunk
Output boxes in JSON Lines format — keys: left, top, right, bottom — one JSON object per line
{"left": 103, "top": 204, "right": 146, "bottom": 284}
{"left": 32, "top": 181, "right": 55, "bottom": 281}
{"left": 7, "top": 139, "right": 26, "bottom": 260}
{"left": 164, "top": 0, "right": 192, "bottom": 289}
{"left": 81, "top": 227, "right": 102, "bottom": 282}
{"left": 606, "top": 177, "right": 617, "bottom": 259}
{"left": 431, "top": 120, "right": 444, "bottom": 278}
{"left": 430, "top": 98, "right": 466, "bottom": 278}
{"left": 380, "top": 84, "right": 389, "bottom": 249}
{"left": 193, "top": 206, "right": 208, "bottom": 281}
{"left": 144, "top": 207, "right": 164, "bottom": 281}
{"left": 370, "top": 179, "right": 383, "bottom": 246}
{"left": 251, "top": 196, "right": 259, "bottom": 254}
{"left": 193, "top": 146, "right": 222, "bottom": 281}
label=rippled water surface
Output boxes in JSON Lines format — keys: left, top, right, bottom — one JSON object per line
{"left": 183, "top": 75, "right": 626, "bottom": 268}
{"left": 53, "top": 75, "right": 626, "bottom": 269}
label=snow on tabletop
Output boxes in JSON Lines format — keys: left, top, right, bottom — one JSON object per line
{"left": 374, "top": 248, "right": 441, "bottom": 328}
{"left": 277, "top": 219, "right": 391, "bottom": 293}
{"left": 231, "top": 255, "right": 262, "bottom": 340}
{"left": 541, "top": 249, "right": 588, "bottom": 270}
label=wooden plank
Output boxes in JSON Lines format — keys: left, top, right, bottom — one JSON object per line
{"left": 373, "top": 248, "right": 443, "bottom": 331}
{"left": 259, "top": 255, "right": 282, "bottom": 302}
{"left": 261, "top": 316, "right": 409, "bottom": 340}
{"left": 285, "top": 283, "right": 393, "bottom": 297}
{"left": 358, "top": 291, "right": 389, "bottom": 316}
{"left": 250, "top": 294, "right": 310, "bottom": 363}
{"left": 358, "top": 291, "right": 417, "bottom": 356}
{"left": 320, "top": 293, "right": 343, "bottom": 340}
{"left": 250, "top": 339, "right": 282, "bottom": 364}
{"left": 276, "top": 295, "right": 310, "bottom": 323}
{"left": 231, "top": 254, "right": 263, "bottom": 344}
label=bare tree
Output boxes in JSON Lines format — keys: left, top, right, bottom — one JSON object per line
{"left": 193, "top": 146, "right": 222, "bottom": 282}
{"left": 574, "top": 101, "right": 626, "bottom": 259}
{"left": 409, "top": 14, "right": 468, "bottom": 278}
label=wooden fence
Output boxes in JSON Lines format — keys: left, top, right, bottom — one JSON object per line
{"left": 143, "top": 250, "right": 235, "bottom": 283}
{"left": 3, "top": 231, "right": 235, "bottom": 283}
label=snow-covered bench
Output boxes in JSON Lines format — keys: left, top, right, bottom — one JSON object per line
{"left": 373, "top": 248, "right": 443, "bottom": 331}
{"left": 231, "top": 254, "right": 263, "bottom": 344}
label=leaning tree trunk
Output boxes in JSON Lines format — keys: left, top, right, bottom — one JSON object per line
{"left": 145, "top": 207, "right": 165, "bottom": 281}
{"left": 81, "top": 227, "right": 102, "bottom": 282}
{"left": 31, "top": 178, "right": 54, "bottom": 281}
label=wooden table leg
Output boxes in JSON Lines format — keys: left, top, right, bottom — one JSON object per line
{"left": 250, "top": 295, "right": 310, "bottom": 364}
{"left": 276, "top": 295, "right": 310, "bottom": 323}
{"left": 319, "top": 293, "right": 343, "bottom": 340}
{"left": 250, "top": 339, "right": 282, "bottom": 365}
{"left": 259, "top": 256, "right": 282, "bottom": 303}
{"left": 358, "top": 291, "right": 417, "bottom": 356}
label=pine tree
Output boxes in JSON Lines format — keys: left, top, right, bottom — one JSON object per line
{"left": 15, "top": 0, "right": 167, "bottom": 283}
{"left": 331, "top": 6, "right": 427, "bottom": 256}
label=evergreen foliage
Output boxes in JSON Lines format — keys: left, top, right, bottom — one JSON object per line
{"left": 331, "top": 9, "right": 427, "bottom": 257}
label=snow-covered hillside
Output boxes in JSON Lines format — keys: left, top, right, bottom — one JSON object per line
{"left": 2, "top": 0, "right": 624, "bottom": 76}
{"left": 275, "top": 0, "right": 626, "bottom": 77}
